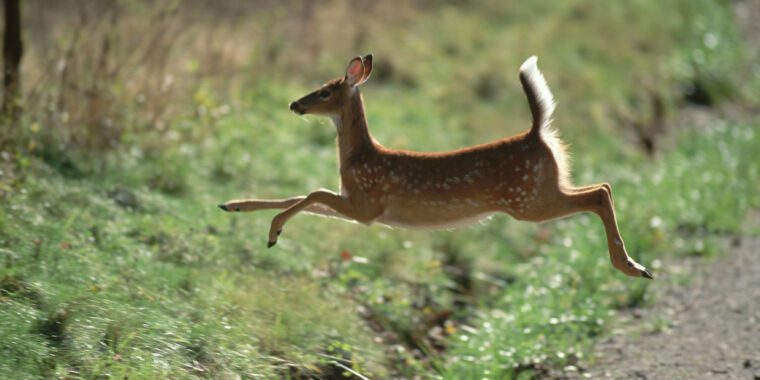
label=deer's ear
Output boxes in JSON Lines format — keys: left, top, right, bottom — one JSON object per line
{"left": 345, "top": 56, "right": 365, "bottom": 87}
{"left": 359, "top": 54, "right": 373, "bottom": 85}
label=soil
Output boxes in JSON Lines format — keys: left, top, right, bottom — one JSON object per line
{"left": 553, "top": 233, "right": 760, "bottom": 380}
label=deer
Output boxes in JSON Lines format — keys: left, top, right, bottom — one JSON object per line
{"left": 218, "top": 54, "right": 653, "bottom": 279}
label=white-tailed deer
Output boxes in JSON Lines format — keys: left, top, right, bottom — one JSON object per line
{"left": 219, "top": 55, "right": 653, "bottom": 279}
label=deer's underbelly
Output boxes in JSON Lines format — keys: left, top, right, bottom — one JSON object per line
{"left": 376, "top": 202, "right": 495, "bottom": 230}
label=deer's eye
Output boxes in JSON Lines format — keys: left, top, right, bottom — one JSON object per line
{"left": 318, "top": 90, "right": 331, "bottom": 100}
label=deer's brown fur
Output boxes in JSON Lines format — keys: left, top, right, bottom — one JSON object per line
{"left": 219, "top": 55, "right": 652, "bottom": 279}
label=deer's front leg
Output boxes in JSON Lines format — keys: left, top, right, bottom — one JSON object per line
{"left": 267, "top": 190, "right": 381, "bottom": 248}
{"left": 218, "top": 197, "right": 304, "bottom": 212}
{"left": 218, "top": 196, "right": 354, "bottom": 221}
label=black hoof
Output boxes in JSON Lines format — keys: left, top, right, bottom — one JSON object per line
{"left": 218, "top": 204, "right": 229, "bottom": 211}
{"left": 641, "top": 269, "right": 654, "bottom": 280}
{"left": 267, "top": 240, "right": 277, "bottom": 248}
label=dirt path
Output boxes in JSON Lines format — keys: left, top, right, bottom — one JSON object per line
{"left": 557, "top": 233, "right": 759, "bottom": 380}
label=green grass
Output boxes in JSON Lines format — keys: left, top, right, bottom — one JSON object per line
{"left": 2, "top": 0, "right": 760, "bottom": 378}
{"left": 3, "top": 117, "right": 757, "bottom": 379}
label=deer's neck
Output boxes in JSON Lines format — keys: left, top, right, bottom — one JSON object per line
{"left": 333, "top": 90, "right": 376, "bottom": 169}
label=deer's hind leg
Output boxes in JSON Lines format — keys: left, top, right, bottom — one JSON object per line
{"left": 566, "top": 182, "right": 611, "bottom": 195}
{"left": 514, "top": 184, "right": 652, "bottom": 279}
{"left": 556, "top": 185, "right": 651, "bottom": 278}
{"left": 565, "top": 183, "right": 613, "bottom": 206}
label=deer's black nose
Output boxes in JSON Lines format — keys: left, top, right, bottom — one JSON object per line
{"left": 289, "top": 101, "right": 303, "bottom": 114}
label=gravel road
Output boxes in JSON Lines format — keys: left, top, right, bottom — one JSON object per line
{"left": 570, "top": 233, "right": 760, "bottom": 380}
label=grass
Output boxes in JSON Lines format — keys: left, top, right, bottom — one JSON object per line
{"left": 2, "top": 0, "right": 760, "bottom": 378}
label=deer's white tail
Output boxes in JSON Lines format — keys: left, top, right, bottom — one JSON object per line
{"left": 520, "top": 56, "right": 555, "bottom": 136}
{"left": 519, "top": 56, "right": 571, "bottom": 187}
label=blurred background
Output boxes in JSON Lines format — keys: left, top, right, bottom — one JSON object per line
{"left": 1, "top": 0, "right": 758, "bottom": 378}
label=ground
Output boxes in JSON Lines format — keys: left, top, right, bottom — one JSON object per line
{"left": 552, "top": 214, "right": 760, "bottom": 380}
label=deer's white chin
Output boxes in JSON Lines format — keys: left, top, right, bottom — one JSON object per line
{"left": 330, "top": 115, "right": 343, "bottom": 132}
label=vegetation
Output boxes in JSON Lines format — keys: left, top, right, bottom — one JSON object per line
{"left": 1, "top": 0, "right": 758, "bottom": 378}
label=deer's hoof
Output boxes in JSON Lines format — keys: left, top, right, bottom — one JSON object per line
{"left": 267, "top": 240, "right": 277, "bottom": 248}
{"left": 641, "top": 268, "right": 654, "bottom": 280}
{"left": 218, "top": 204, "right": 229, "bottom": 211}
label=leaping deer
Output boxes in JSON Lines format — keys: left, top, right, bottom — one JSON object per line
{"left": 219, "top": 55, "right": 653, "bottom": 279}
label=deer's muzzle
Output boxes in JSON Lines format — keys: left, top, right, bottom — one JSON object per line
{"left": 289, "top": 101, "right": 305, "bottom": 115}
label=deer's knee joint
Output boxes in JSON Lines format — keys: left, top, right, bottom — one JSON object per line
{"left": 582, "top": 188, "right": 613, "bottom": 216}
{"left": 596, "top": 186, "right": 612, "bottom": 201}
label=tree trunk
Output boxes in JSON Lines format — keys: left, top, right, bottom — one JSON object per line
{"left": 3, "top": 0, "right": 22, "bottom": 120}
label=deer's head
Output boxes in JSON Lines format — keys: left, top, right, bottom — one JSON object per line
{"left": 289, "top": 54, "right": 373, "bottom": 116}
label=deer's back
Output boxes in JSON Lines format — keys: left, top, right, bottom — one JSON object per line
{"left": 341, "top": 134, "right": 560, "bottom": 228}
